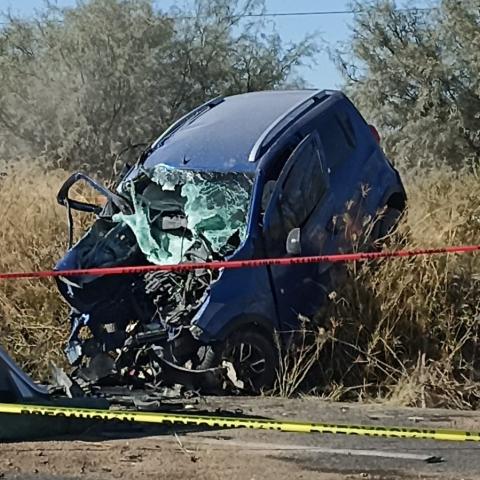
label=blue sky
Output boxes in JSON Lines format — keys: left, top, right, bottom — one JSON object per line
{"left": 262, "top": 0, "right": 352, "bottom": 88}
{"left": 0, "top": 0, "right": 354, "bottom": 88}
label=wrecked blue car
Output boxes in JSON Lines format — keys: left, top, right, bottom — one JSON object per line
{"left": 55, "top": 89, "right": 406, "bottom": 393}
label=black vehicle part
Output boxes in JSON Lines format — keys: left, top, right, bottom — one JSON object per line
{"left": 73, "top": 352, "right": 118, "bottom": 384}
{"left": 199, "top": 329, "right": 278, "bottom": 393}
{"left": 57, "top": 172, "right": 132, "bottom": 247}
{"left": 57, "top": 172, "right": 132, "bottom": 215}
{"left": 145, "top": 269, "right": 215, "bottom": 328}
{"left": 156, "top": 354, "right": 227, "bottom": 394}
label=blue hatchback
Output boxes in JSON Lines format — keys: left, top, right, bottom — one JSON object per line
{"left": 56, "top": 89, "right": 406, "bottom": 392}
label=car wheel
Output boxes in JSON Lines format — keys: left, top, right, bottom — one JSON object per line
{"left": 374, "top": 207, "right": 402, "bottom": 241}
{"left": 198, "top": 329, "right": 277, "bottom": 393}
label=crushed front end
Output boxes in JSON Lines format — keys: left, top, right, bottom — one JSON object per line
{"left": 55, "top": 165, "right": 253, "bottom": 394}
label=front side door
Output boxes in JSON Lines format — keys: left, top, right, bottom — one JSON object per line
{"left": 262, "top": 131, "right": 336, "bottom": 331}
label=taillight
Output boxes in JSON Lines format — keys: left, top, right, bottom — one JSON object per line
{"left": 369, "top": 124, "right": 381, "bottom": 143}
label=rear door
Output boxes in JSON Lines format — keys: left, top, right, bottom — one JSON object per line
{"left": 262, "top": 131, "right": 336, "bottom": 330}
{"left": 313, "top": 106, "right": 368, "bottom": 250}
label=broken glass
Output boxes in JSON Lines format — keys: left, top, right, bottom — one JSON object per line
{"left": 113, "top": 164, "right": 253, "bottom": 265}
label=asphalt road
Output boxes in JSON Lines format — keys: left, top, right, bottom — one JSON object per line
{"left": 2, "top": 397, "right": 480, "bottom": 480}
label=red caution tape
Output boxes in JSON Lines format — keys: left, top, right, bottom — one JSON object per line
{"left": 0, "top": 244, "right": 479, "bottom": 281}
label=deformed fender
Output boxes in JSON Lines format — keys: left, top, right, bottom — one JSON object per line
{"left": 0, "top": 343, "right": 109, "bottom": 406}
{"left": 0, "top": 344, "right": 50, "bottom": 403}
{"left": 192, "top": 265, "right": 279, "bottom": 343}
{"left": 213, "top": 313, "right": 275, "bottom": 343}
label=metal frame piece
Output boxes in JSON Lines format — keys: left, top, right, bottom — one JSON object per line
{"left": 248, "top": 90, "right": 328, "bottom": 163}
{"left": 0, "top": 344, "right": 50, "bottom": 403}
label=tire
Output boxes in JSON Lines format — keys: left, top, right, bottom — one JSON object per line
{"left": 374, "top": 207, "right": 402, "bottom": 242}
{"left": 198, "top": 329, "right": 277, "bottom": 393}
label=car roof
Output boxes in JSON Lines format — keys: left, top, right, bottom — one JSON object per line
{"left": 141, "top": 90, "right": 337, "bottom": 174}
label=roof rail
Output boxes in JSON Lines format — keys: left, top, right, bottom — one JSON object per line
{"left": 150, "top": 96, "right": 225, "bottom": 150}
{"left": 248, "top": 89, "right": 328, "bottom": 163}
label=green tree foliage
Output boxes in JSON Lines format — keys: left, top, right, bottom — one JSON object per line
{"left": 337, "top": 0, "right": 480, "bottom": 169}
{"left": 0, "top": 0, "right": 317, "bottom": 173}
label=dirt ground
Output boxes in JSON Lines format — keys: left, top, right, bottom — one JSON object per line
{"left": 1, "top": 438, "right": 356, "bottom": 480}
{"left": 2, "top": 397, "right": 480, "bottom": 480}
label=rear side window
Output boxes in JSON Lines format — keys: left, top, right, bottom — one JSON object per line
{"left": 263, "top": 132, "right": 328, "bottom": 256}
{"left": 316, "top": 112, "right": 356, "bottom": 170}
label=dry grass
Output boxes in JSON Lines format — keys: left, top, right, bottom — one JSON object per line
{"left": 273, "top": 321, "right": 328, "bottom": 398}
{"left": 0, "top": 163, "right": 479, "bottom": 408}
{"left": 0, "top": 164, "right": 95, "bottom": 377}
{"left": 298, "top": 167, "right": 480, "bottom": 408}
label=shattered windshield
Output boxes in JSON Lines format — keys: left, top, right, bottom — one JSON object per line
{"left": 113, "top": 164, "right": 254, "bottom": 265}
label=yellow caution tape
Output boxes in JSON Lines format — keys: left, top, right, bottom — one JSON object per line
{"left": 0, "top": 402, "right": 479, "bottom": 442}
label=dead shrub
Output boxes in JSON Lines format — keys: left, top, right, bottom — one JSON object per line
{"left": 303, "top": 168, "right": 480, "bottom": 408}
{"left": 0, "top": 162, "right": 96, "bottom": 378}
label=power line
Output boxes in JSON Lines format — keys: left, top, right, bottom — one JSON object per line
{"left": 226, "top": 7, "right": 434, "bottom": 18}
{"left": 232, "top": 10, "right": 356, "bottom": 17}
{"left": 0, "top": 7, "right": 437, "bottom": 25}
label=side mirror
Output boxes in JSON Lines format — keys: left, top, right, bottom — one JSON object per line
{"left": 286, "top": 228, "right": 301, "bottom": 255}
